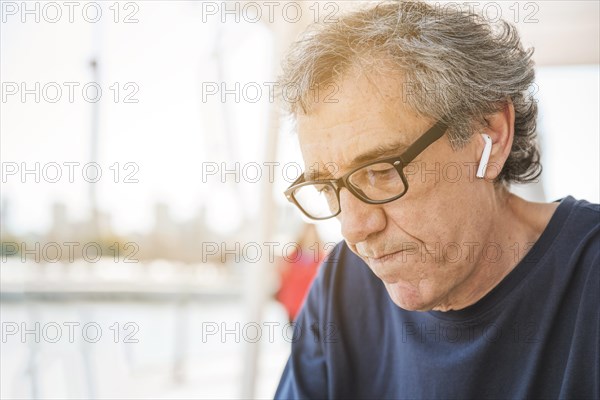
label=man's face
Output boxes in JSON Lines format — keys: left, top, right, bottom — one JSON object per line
{"left": 297, "top": 70, "right": 493, "bottom": 311}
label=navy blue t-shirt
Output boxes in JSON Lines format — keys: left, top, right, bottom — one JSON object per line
{"left": 275, "top": 196, "right": 599, "bottom": 399}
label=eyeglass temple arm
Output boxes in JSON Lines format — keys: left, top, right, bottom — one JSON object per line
{"left": 400, "top": 119, "right": 448, "bottom": 164}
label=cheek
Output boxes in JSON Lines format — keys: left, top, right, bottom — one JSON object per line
{"left": 394, "top": 161, "right": 486, "bottom": 240}
{"left": 383, "top": 194, "right": 459, "bottom": 245}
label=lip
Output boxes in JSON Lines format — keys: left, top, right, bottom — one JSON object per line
{"left": 365, "top": 250, "right": 408, "bottom": 283}
{"left": 370, "top": 249, "right": 405, "bottom": 263}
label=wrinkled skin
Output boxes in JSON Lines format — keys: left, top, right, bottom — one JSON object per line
{"left": 297, "top": 69, "right": 558, "bottom": 311}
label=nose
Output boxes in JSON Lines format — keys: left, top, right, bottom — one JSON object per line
{"left": 338, "top": 188, "right": 386, "bottom": 245}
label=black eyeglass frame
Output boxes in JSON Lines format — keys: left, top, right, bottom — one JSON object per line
{"left": 284, "top": 119, "right": 449, "bottom": 221}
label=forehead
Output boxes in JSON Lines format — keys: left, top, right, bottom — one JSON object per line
{"left": 297, "top": 70, "right": 431, "bottom": 175}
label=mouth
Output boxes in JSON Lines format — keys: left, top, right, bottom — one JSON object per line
{"left": 364, "top": 250, "right": 408, "bottom": 283}
{"left": 355, "top": 243, "right": 420, "bottom": 271}
{"left": 370, "top": 250, "right": 405, "bottom": 263}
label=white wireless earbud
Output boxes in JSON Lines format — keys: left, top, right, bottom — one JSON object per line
{"left": 476, "top": 134, "right": 492, "bottom": 179}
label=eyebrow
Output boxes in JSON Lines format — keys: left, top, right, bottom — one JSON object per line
{"left": 305, "top": 140, "right": 409, "bottom": 181}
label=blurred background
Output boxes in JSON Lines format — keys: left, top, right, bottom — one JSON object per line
{"left": 1, "top": 1, "right": 598, "bottom": 399}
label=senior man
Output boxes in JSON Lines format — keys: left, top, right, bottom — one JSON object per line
{"left": 274, "top": 1, "right": 599, "bottom": 399}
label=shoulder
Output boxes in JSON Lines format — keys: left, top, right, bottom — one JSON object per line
{"left": 553, "top": 196, "right": 599, "bottom": 263}
{"left": 540, "top": 196, "right": 600, "bottom": 310}
{"left": 534, "top": 196, "right": 599, "bottom": 257}
{"left": 561, "top": 196, "right": 600, "bottom": 233}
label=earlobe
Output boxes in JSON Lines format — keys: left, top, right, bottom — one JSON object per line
{"left": 476, "top": 134, "right": 493, "bottom": 179}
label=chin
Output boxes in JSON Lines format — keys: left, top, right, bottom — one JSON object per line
{"left": 384, "top": 281, "right": 436, "bottom": 312}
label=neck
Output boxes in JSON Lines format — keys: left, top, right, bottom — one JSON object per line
{"left": 433, "top": 189, "right": 559, "bottom": 312}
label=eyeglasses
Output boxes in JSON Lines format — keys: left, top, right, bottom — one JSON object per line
{"left": 284, "top": 119, "right": 448, "bottom": 220}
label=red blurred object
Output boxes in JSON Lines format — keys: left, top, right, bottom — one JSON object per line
{"left": 276, "top": 249, "right": 323, "bottom": 321}
{"left": 275, "top": 224, "right": 325, "bottom": 322}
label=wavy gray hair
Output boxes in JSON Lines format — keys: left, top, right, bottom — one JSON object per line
{"left": 278, "top": 0, "right": 541, "bottom": 184}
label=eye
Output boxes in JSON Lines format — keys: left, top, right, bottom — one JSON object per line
{"left": 365, "top": 164, "right": 396, "bottom": 181}
{"left": 348, "top": 162, "right": 400, "bottom": 189}
{"left": 316, "top": 185, "right": 331, "bottom": 194}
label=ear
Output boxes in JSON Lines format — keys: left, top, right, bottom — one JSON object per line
{"left": 481, "top": 101, "right": 515, "bottom": 181}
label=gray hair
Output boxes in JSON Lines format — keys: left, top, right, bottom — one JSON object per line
{"left": 278, "top": 0, "right": 542, "bottom": 185}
